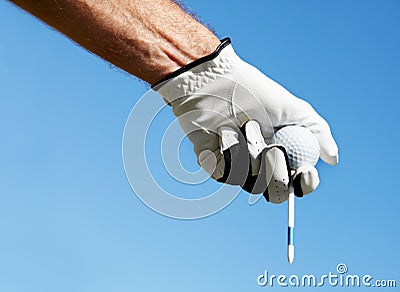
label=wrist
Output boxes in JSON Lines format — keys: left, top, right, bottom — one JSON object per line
{"left": 151, "top": 36, "right": 221, "bottom": 86}
{"left": 153, "top": 37, "right": 232, "bottom": 88}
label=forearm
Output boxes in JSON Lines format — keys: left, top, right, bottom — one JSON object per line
{"left": 9, "top": 0, "right": 220, "bottom": 84}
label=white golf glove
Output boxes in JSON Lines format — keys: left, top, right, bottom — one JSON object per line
{"left": 153, "top": 38, "right": 338, "bottom": 203}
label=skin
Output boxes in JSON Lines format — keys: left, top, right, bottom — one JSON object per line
{"left": 8, "top": 0, "right": 221, "bottom": 85}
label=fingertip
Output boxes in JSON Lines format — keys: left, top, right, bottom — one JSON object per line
{"left": 320, "top": 146, "right": 339, "bottom": 166}
{"left": 294, "top": 165, "right": 320, "bottom": 195}
{"left": 314, "top": 122, "right": 339, "bottom": 166}
{"left": 218, "top": 126, "right": 240, "bottom": 151}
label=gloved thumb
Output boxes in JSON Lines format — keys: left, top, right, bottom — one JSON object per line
{"left": 312, "top": 120, "right": 339, "bottom": 166}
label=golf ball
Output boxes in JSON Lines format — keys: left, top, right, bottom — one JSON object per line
{"left": 274, "top": 126, "right": 320, "bottom": 169}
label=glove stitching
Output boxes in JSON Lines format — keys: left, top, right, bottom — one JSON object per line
{"left": 227, "top": 74, "right": 239, "bottom": 120}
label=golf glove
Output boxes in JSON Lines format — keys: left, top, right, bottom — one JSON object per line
{"left": 153, "top": 38, "right": 338, "bottom": 203}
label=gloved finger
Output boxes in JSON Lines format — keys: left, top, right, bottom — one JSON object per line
{"left": 243, "top": 120, "right": 267, "bottom": 176}
{"left": 240, "top": 120, "right": 268, "bottom": 194}
{"left": 217, "top": 121, "right": 270, "bottom": 194}
{"left": 187, "top": 129, "right": 223, "bottom": 179}
{"left": 263, "top": 145, "right": 291, "bottom": 204}
{"left": 198, "top": 147, "right": 225, "bottom": 179}
{"left": 292, "top": 165, "right": 320, "bottom": 197}
{"left": 216, "top": 126, "right": 250, "bottom": 186}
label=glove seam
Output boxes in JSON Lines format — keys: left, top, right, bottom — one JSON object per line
{"left": 228, "top": 75, "right": 238, "bottom": 119}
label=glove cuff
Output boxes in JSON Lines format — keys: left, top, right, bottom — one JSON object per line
{"left": 152, "top": 37, "right": 231, "bottom": 89}
{"left": 153, "top": 38, "right": 242, "bottom": 103}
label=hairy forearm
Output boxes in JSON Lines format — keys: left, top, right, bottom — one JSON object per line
{"left": 9, "top": 0, "right": 220, "bottom": 84}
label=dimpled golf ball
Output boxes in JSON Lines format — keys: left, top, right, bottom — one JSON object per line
{"left": 274, "top": 126, "right": 320, "bottom": 169}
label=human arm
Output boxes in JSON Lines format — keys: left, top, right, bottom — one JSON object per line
{"left": 8, "top": 0, "right": 339, "bottom": 203}
{"left": 8, "top": 0, "right": 220, "bottom": 85}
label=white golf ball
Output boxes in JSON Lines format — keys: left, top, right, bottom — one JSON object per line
{"left": 274, "top": 126, "right": 320, "bottom": 169}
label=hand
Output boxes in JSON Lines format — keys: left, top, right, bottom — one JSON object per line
{"left": 154, "top": 38, "right": 338, "bottom": 203}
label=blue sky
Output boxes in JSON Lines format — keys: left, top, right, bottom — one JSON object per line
{"left": 0, "top": 0, "right": 399, "bottom": 291}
